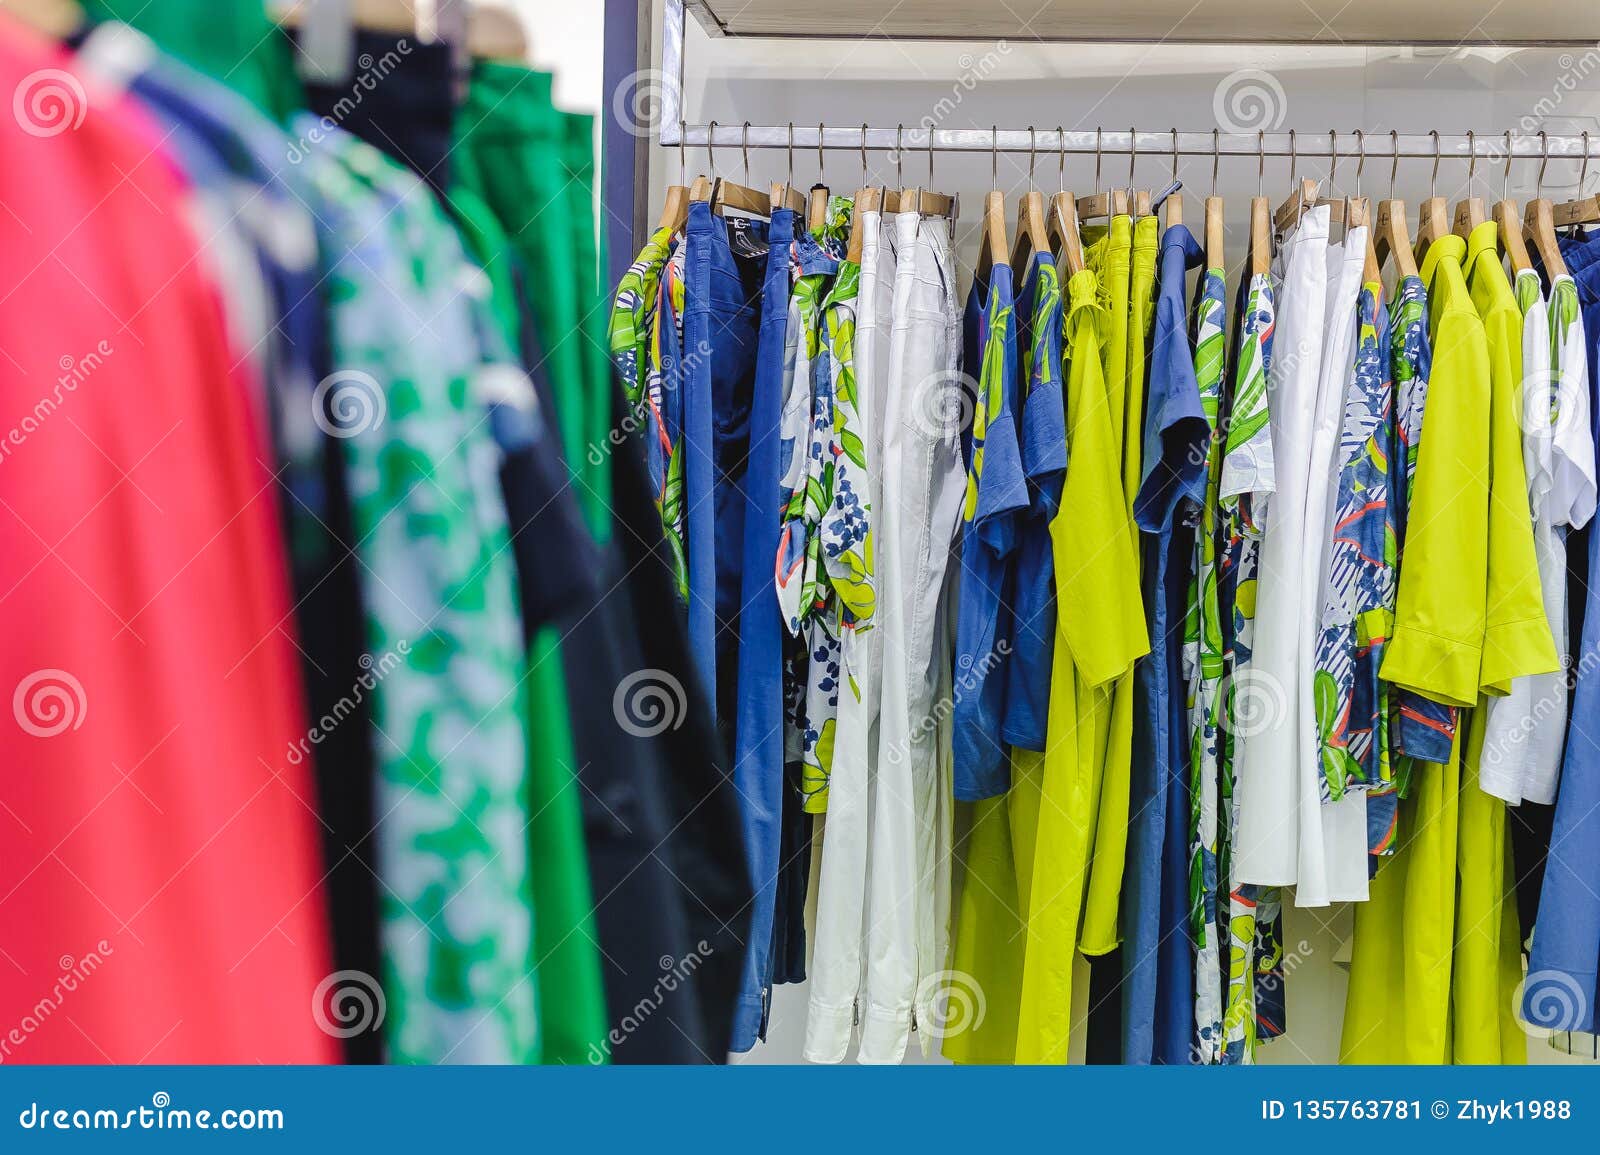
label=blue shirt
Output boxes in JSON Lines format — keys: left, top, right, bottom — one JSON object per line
{"left": 953, "top": 263, "right": 1027, "bottom": 800}
{"left": 1124, "top": 223, "right": 1208, "bottom": 1064}
{"left": 1524, "top": 230, "right": 1600, "bottom": 1031}
{"left": 1001, "top": 252, "right": 1067, "bottom": 750}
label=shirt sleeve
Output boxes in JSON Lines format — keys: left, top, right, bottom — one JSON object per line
{"left": 1480, "top": 299, "right": 1561, "bottom": 694}
{"left": 1378, "top": 301, "right": 1490, "bottom": 708}
{"left": 1053, "top": 293, "right": 1149, "bottom": 687}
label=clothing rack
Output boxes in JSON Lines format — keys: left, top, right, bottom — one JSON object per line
{"left": 662, "top": 125, "right": 1600, "bottom": 166}
{"left": 651, "top": 0, "right": 1600, "bottom": 176}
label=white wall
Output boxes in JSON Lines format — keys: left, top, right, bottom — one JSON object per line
{"left": 639, "top": 3, "right": 1600, "bottom": 1065}
{"left": 514, "top": 0, "right": 603, "bottom": 111}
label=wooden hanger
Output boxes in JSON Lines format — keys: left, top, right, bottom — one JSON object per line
{"left": 887, "top": 126, "right": 953, "bottom": 219}
{"left": 846, "top": 185, "right": 879, "bottom": 264}
{"left": 1011, "top": 191, "right": 1048, "bottom": 269}
{"left": 1309, "top": 131, "right": 1349, "bottom": 230}
{"left": 805, "top": 124, "right": 830, "bottom": 232}
{"left": 1376, "top": 200, "right": 1419, "bottom": 279}
{"left": 1452, "top": 133, "right": 1489, "bottom": 238}
{"left": 1249, "top": 195, "right": 1272, "bottom": 277}
{"left": 1488, "top": 132, "right": 1531, "bottom": 275}
{"left": 6, "top": 0, "right": 83, "bottom": 38}
{"left": 1123, "top": 128, "right": 1151, "bottom": 220}
{"left": 1552, "top": 130, "right": 1600, "bottom": 229}
{"left": 1412, "top": 131, "right": 1451, "bottom": 259}
{"left": 1042, "top": 128, "right": 1085, "bottom": 276}
{"left": 690, "top": 123, "right": 770, "bottom": 218}
{"left": 1076, "top": 130, "right": 1129, "bottom": 221}
{"left": 1199, "top": 130, "right": 1223, "bottom": 269}
{"left": 765, "top": 124, "right": 806, "bottom": 216}
{"left": 1245, "top": 134, "right": 1271, "bottom": 276}
{"left": 972, "top": 130, "right": 1012, "bottom": 284}
{"left": 1371, "top": 133, "right": 1418, "bottom": 279}
{"left": 770, "top": 182, "right": 805, "bottom": 215}
{"left": 1050, "top": 191, "right": 1087, "bottom": 277}
{"left": 1524, "top": 131, "right": 1570, "bottom": 280}
{"left": 1271, "top": 129, "right": 1313, "bottom": 234}
{"left": 1005, "top": 129, "right": 1049, "bottom": 274}
{"left": 273, "top": 0, "right": 528, "bottom": 59}
{"left": 1163, "top": 129, "right": 1183, "bottom": 229}
{"left": 1274, "top": 178, "right": 1318, "bottom": 235}
{"left": 1349, "top": 197, "right": 1382, "bottom": 291}
{"left": 658, "top": 184, "right": 689, "bottom": 233}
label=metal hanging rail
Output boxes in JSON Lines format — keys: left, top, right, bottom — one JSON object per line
{"left": 656, "top": 1, "right": 1600, "bottom": 165}
{"left": 662, "top": 124, "right": 1600, "bottom": 165}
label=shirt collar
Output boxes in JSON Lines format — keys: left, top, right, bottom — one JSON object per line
{"left": 1419, "top": 232, "right": 1467, "bottom": 287}
{"left": 1464, "top": 219, "right": 1501, "bottom": 276}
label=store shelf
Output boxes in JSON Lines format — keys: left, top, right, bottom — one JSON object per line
{"left": 685, "top": 0, "right": 1600, "bottom": 46}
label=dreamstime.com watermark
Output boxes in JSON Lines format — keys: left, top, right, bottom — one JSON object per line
{"left": 0, "top": 941, "right": 113, "bottom": 1063}
{"left": 12, "top": 68, "right": 86, "bottom": 138}
{"left": 17, "top": 1093, "right": 283, "bottom": 1133}
{"left": 0, "top": 340, "right": 114, "bottom": 468}
{"left": 313, "top": 369, "right": 387, "bottom": 439}
{"left": 587, "top": 941, "right": 713, "bottom": 1063}
{"left": 285, "top": 643, "right": 409, "bottom": 766}
{"left": 286, "top": 41, "right": 413, "bottom": 164}
{"left": 311, "top": 969, "right": 386, "bottom": 1039}
{"left": 587, "top": 339, "right": 712, "bottom": 466}
{"left": 613, "top": 668, "right": 688, "bottom": 738}
{"left": 12, "top": 669, "right": 87, "bottom": 738}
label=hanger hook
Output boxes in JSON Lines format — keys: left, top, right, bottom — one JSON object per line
{"left": 1389, "top": 129, "right": 1399, "bottom": 200}
{"left": 1538, "top": 129, "right": 1550, "bottom": 200}
{"left": 786, "top": 122, "right": 794, "bottom": 189}
{"left": 928, "top": 124, "right": 935, "bottom": 186}
{"left": 861, "top": 123, "right": 868, "bottom": 182}
{"left": 742, "top": 121, "right": 751, "bottom": 186}
{"left": 1466, "top": 129, "right": 1476, "bottom": 196}
{"left": 897, "top": 124, "right": 905, "bottom": 187}
{"left": 992, "top": 125, "right": 999, "bottom": 191}
{"left": 1058, "top": 125, "right": 1067, "bottom": 195}
{"left": 1328, "top": 129, "right": 1338, "bottom": 192}
{"left": 817, "top": 122, "right": 825, "bottom": 183}
{"left": 1212, "top": 128, "right": 1220, "bottom": 197}
{"left": 1028, "top": 125, "right": 1037, "bottom": 184}
{"left": 1095, "top": 127, "right": 1104, "bottom": 193}
{"left": 1258, "top": 129, "right": 1266, "bottom": 198}
{"left": 1288, "top": 127, "right": 1297, "bottom": 187}
{"left": 708, "top": 119, "right": 718, "bottom": 177}
{"left": 1582, "top": 130, "right": 1592, "bottom": 197}
{"left": 1430, "top": 129, "right": 1440, "bottom": 199}
{"left": 1354, "top": 129, "right": 1365, "bottom": 199}
{"left": 1504, "top": 131, "right": 1513, "bottom": 202}
{"left": 1128, "top": 125, "right": 1137, "bottom": 191}
{"left": 1172, "top": 127, "right": 1181, "bottom": 184}
{"left": 679, "top": 120, "right": 686, "bottom": 183}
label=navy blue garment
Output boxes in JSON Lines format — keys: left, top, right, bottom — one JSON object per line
{"left": 1524, "top": 229, "right": 1600, "bottom": 1031}
{"left": 728, "top": 207, "right": 797, "bottom": 1050}
{"left": 300, "top": 28, "right": 458, "bottom": 194}
{"left": 1001, "top": 251, "right": 1067, "bottom": 751}
{"left": 952, "top": 262, "right": 1027, "bottom": 800}
{"left": 1123, "top": 223, "right": 1207, "bottom": 1065}
{"left": 683, "top": 204, "right": 769, "bottom": 731}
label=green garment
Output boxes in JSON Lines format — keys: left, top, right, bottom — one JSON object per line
{"left": 1462, "top": 220, "right": 1560, "bottom": 693}
{"left": 300, "top": 122, "right": 537, "bottom": 1064}
{"left": 1379, "top": 234, "right": 1492, "bottom": 707}
{"left": 82, "top": 0, "right": 302, "bottom": 121}
{"left": 948, "top": 267, "right": 1147, "bottom": 1064}
{"left": 448, "top": 188, "right": 610, "bottom": 1066}
{"left": 455, "top": 62, "right": 612, "bottom": 539}
{"left": 1078, "top": 214, "right": 1138, "bottom": 955}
